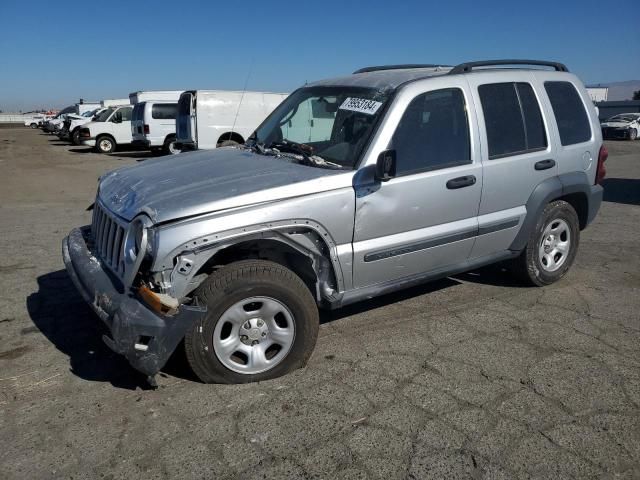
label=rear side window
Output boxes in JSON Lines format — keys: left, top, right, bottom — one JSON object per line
{"left": 390, "top": 88, "right": 471, "bottom": 175}
{"left": 152, "top": 103, "right": 178, "bottom": 120}
{"left": 544, "top": 81, "right": 591, "bottom": 145}
{"left": 478, "top": 82, "right": 547, "bottom": 159}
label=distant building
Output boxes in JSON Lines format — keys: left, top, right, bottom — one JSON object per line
{"left": 586, "top": 86, "right": 609, "bottom": 102}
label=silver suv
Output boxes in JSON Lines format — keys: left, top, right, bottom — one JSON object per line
{"left": 63, "top": 60, "right": 606, "bottom": 385}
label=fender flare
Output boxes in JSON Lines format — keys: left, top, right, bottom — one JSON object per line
{"left": 509, "top": 172, "right": 599, "bottom": 252}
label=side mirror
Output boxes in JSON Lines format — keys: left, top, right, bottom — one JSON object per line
{"left": 375, "top": 149, "right": 396, "bottom": 182}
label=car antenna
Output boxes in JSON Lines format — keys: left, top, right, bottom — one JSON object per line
{"left": 230, "top": 59, "right": 254, "bottom": 144}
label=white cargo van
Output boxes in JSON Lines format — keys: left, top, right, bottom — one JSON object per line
{"left": 176, "top": 90, "right": 287, "bottom": 150}
{"left": 130, "top": 91, "right": 182, "bottom": 155}
{"left": 132, "top": 102, "right": 180, "bottom": 154}
{"left": 78, "top": 105, "right": 134, "bottom": 153}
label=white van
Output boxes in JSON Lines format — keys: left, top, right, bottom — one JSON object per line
{"left": 132, "top": 102, "right": 180, "bottom": 154}
{"left": 176, "top": 90, "right": 288, "bottom": 150}
{"left": 78, "top": 105, "right": 134, "bottom": 153}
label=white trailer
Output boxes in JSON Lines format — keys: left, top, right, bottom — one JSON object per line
{"left": 176, "top": 90, "right": 288, "bottom": 150}
{"left": 129, "top": 91, "right": 183, "bottom": 105}
{"left": 76, "top": 102, "right": 101, "bottom": 115}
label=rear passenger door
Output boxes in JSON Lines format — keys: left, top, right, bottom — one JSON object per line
{"left": 465, "top": 72, "right": 556, "bottom": 258}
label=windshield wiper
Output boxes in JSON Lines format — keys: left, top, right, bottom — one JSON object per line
{"left": 269, "top": 140, "right": 343, "bottom": 169}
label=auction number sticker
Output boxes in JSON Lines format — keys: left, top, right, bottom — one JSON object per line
{"left": 339, "top": 97, "right": 383, "bottom": 115}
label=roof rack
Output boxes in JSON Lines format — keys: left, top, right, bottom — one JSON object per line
{"left": 449, "top": 60, "right": 569, "bottom": 75}
{"left": 353, "top": 64, "right": 450, "bottom": 74}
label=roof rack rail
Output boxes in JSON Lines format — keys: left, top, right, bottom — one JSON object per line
{"left": 353, "top": 64, "right": 450, "bottom": 74}
{"left": 449, "top": 59, "right": 569, "bottom": 75}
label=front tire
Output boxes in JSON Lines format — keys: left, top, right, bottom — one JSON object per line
{"left": 95, "top": 135, "right": 115, "bottom": 153}
{"left": 513, "top": 200, "right": 580, "bottom": 286}
{"left": 184, "top": 260, "right": 319, "bottom": 384}
{"left": 630, "top": 129, "right": 638, "bottom": 141}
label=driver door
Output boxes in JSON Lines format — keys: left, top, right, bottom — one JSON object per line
{"left": 111, "top": 106, "right": 133, "bottom": 144}
{"left": 352, "top": 78, "right": 482, "bottom": 289}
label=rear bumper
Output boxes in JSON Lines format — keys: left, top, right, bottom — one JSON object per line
{"left": 62, "top": 227, "right": 205, "bottom": 377}
{"left": 587, "top": 184, "right": 603, "bottom": 226}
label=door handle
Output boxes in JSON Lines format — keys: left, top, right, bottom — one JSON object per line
{"left": 534, "top": 159, "right": 556, "bottom": 170}
{"left": 446, "top": 175, "right": 476, "bottom": 189}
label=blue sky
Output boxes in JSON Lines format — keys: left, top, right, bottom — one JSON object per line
{"left": 1, "top": 0, "right": 638, "bottom": 111}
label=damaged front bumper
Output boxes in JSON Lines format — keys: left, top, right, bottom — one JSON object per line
{"left": 62, "top": 227, "right": 205, "bottom": 378}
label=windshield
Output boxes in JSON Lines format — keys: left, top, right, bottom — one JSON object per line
{"left": 95, "top": 108, "right": 114, "bottom": 122}
{"left": 251, "top": 86, "right": 391, "bottom": 168}
{"left": 607, "top": 115, "right": 637, "bottom": 122}
{"left": 82, "top": 109, "right": 97, "bottom": 117}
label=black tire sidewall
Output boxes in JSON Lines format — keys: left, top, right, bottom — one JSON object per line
{"left": 186, "top": 262, "right": 318, "bottom": 383}
{"left": 525, "top": 201, "right": 579, "bottom": 286}
{"left": 96, "top": 136, "right": 114, "bottom": 153}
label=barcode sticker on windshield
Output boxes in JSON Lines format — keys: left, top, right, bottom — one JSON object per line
{"left": 339, "top": 97, "right": 382, "bottom": 115}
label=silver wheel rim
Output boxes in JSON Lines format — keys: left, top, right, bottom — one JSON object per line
{"left": 168, "top": 141, "right": 180, "bottom": 154}
{"left": 213, "top": 296, "right": 295, "bottom": 374}
{"left": 538, "top": 218, "right": 571, "bottom": 272}
{"left": 99, "top": 139, "right": 112, "bottom": 152}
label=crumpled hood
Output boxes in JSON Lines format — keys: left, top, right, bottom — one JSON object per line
{"left": 98, "top": 147, "right": 348, "bottom": 223}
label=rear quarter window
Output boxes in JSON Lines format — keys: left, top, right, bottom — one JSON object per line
{"left": 152, "top": 103, "right": 178, "bottom": 120}
{"left": 544, "top": 81, "right": 591, "bottom": 146}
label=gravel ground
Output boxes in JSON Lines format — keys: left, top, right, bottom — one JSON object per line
{"left": 0, "top": 129, "right": 639, "bottom": 479}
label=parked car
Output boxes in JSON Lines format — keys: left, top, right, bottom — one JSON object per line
{"left": 78, "top": 105, "right": 134, "bottom": 153}
{"left": 175, "top": 90, "right": 288, "bottom": 150}
{"left": 601, "top": 113, "right": 640, "bottom": 140}
{"left": 63, "top": 60, "right": 606, "bottom": 385}
{"left": 131, "top": 98, "right": 183, "bottom": 155}
{"left": 24, "top": 115, "right": 47, "bottom": 128}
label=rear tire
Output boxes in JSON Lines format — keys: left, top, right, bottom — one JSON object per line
{"left": 162, "top": 136, "right": 181, "bottom": 155}
{"left": 95, "top": 135, "right": 115, "bottom": 153}
{"left": 184, "top": 260, "right": 319, "bottom": 384}
{"left": 30, "top": 123, "right": 38, "bottom": 129}
{"left": 513, "top": 200, "right": 580, "bottom": 286}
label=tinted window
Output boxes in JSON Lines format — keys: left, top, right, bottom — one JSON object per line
{"left": 516, "top": 83, "right": 547, "bottom": 150}
{"left": 479, "top": 82, "right": 547, "bottom": 158}
{"left": 119, "top": 107, "right": 133, "bottom": 122}
{"left": 544, "top": 81, "right": 591, "bottom": 145}
{"left": 479, "top": 83, "right": 526, "bottom": 158}
{"left": 152, "top": 103, "right": 178, "bottom": 120}
{"left": 390, "top": 88, "right": 470, "bottom": 175}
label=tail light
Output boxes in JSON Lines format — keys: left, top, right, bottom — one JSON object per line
{"left": 144, "top": 124, "right": 150, "bottom": 135}
{"left": 595, "top": 144, "right": 608, "bottom": 185}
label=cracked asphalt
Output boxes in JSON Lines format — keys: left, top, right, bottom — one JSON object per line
{"left": 0, "top": 128, "right": 639, "bottom": 479}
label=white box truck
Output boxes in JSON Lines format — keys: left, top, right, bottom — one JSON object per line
{"left": 129, "top": 91, "right": 184, "bottom": 105}
{"left": 101, "top": 98, "right": 130, "bottom": 107}
{"left": 176, "top": 90, "right": 288, "bottom": 150}
{"left": 130, "top": 91, "right": 183, "bottom": 155}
